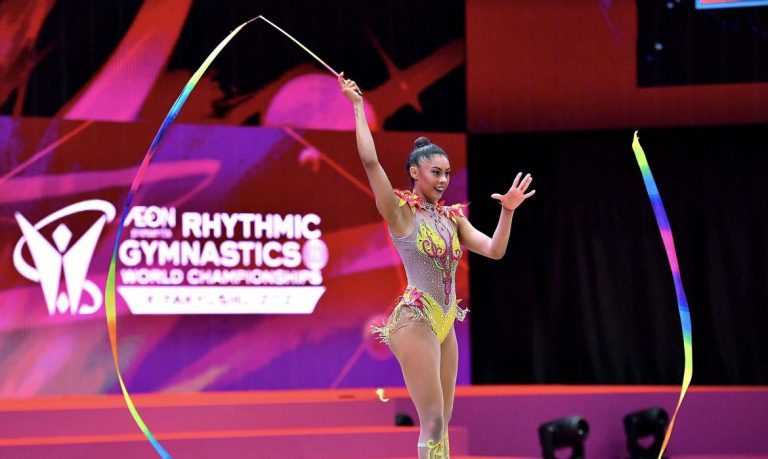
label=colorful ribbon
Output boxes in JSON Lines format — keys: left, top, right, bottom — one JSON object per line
{"left": 631, "top": 131, "right": 693, "bottom": 459}
{"left": 105, "top": 15, "right": 344, "bottom": 457}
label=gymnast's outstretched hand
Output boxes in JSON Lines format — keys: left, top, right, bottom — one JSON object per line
{"left": 492, "top": 172, "right": 535, "bottom": 211}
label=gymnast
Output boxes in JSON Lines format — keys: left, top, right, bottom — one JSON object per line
{"left": 339, "top": 73, "right": 535, "bottom": 459}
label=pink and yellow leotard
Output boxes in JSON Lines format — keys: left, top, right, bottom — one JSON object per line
{"left": 373, "top": 189, "right": 468, "bottom": 344}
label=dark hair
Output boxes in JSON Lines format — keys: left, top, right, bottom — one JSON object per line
{"left": 406, "top": 136, "right": 448, "bottom": 186}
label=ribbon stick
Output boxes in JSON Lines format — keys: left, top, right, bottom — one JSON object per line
{"left": 105, "top": 15, "right": 345, "bottom": 457}
{"left": 256, "top": 16, "right": 361, "bottom": 95}
{"left": 258, "top": 15, "right": 340, "bottom": 76}
{"left": 631, "top": 131, "right": 693, "bottom": 459}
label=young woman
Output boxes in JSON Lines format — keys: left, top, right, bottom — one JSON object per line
{"left": 339, "top": 73, "right": 535, "bottom": 459}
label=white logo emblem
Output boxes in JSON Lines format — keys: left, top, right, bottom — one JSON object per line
{"left": 13, "top": 200, "right": 116, "bottom": 315}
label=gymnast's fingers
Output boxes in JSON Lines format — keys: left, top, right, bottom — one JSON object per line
{"left": 511, "top": 172, "right": 522, "bottom": 190}
{"left": 520, "top": 174, "right": 532, "bottom": 192}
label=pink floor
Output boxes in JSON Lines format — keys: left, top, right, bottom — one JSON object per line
{"left": 1, "top": 385, "right": 767, "bottom": 458}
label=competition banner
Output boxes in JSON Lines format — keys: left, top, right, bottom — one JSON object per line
{"left": 0, "top": 116, "right": 469, "bottom": 395}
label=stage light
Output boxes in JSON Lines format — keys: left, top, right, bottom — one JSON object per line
{"left": 395, "top": 412, "right": 415, "bottom": 426}
{"left": 538, "top": 415, "right": 589, "bottom": 459}
{"left": 623, "top": 407, "right": 669, "bottom": 459}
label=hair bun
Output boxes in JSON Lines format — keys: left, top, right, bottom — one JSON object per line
{"left": 414, "top": 136, "right": 431, "bottom": 149}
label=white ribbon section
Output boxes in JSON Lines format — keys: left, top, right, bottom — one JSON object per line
{"left": 119, "top": 286, "right": 325, "bottom": 314}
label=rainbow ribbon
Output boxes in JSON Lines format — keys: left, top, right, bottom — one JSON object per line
{"left": 105, "top": 16, "right": 345, "bottom": 457}
{"left": 631, "top": 131, "right": 693, "bottom": 459}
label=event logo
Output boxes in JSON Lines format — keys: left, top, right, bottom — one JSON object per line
{"left": 13, "top": 200, "right": 116, "bottom": 315}
{"left": 116, "top": 206, "right": 329, "bottom": 314}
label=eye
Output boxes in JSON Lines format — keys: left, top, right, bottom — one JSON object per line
{"left": 432, "top": 170, "right": 440, "bottom": 176}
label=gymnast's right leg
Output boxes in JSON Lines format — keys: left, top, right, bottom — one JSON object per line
{"left": 389, "top": 324, "right": 445, "bottom": 459}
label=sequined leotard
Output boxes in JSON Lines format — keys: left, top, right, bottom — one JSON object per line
{"left": 373, "top": 190, "right": 468, "bottom": 344}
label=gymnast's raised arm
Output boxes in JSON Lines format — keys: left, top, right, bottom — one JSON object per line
{"left": 338, "top": 73, "right": 411, "bottom": 236}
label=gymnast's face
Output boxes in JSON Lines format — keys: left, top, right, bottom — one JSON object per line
{"left": 411, "top": 154, "right": 451, "bottom": 203}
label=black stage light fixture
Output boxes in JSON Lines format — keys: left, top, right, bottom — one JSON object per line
{"left": 538, "top": 415, "right": 589, "bottom": 459}
{"left": 395, "top": 412, "right": 415, "bottom": 426}
{"left": 623, "top": 407, "right": 669, "bottom": 459}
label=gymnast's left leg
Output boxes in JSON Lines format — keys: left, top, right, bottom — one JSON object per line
{"left": 440, "top": 327, "right": 459, "bottom": 458}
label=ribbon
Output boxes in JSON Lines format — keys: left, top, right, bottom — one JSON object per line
{"left": 105, "top": 15, "right": 346, "bottom": 457}
{"left": 631, "top": 131, "right": 693, "bottom": 459}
